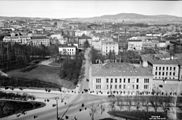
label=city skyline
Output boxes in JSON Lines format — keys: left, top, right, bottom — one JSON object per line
{"left": 0, "top": 1, "right": 182, "bottom": 19}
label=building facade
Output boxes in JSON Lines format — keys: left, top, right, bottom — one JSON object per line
{"left": 89, "top": 63, "right": 153, "bottom": 95}
{"left": 128, "top": 39, "right": 143, "bottom": 51}
{"left": 149, "top": 60, "right": 182, "bottom": 81}
{"left": 101, "top": 41, "right": 119, "bottom": 55}
{"left": 30, "top": 36, "right": 50, "bottom": 46}
{"left": 58, "top": 45, "right": 76, "bottom": 56}
{"left": 3, "top": 36, "right": 31, "bottom": 45}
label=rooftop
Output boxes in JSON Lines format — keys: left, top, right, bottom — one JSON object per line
{"left": 141, "top": 54, "right": 182, "bottom": 65}
{"left": 59, "top": 44, "right": 76, "bottom": 48}
{"left": 31, "top": 36, "right": 48, "bottom": 39}
{"left": 91, "top": 63, "right": 153, "bottom": 77}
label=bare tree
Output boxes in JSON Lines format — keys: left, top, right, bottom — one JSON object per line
{"left": 89, "top": 104, "right": 98, "bottom": 120}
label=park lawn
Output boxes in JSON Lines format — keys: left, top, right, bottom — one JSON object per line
{"left": 7, "top": 65, "right": 75, "bottom": 89}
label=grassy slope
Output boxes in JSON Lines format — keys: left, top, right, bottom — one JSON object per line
{"left": 7, "top": 65, "right": 75, "bottom": 89}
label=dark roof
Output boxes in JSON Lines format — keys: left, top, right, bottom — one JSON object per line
{"left": 31, "top": 36, "right": 48, "bottom": 39}
{"left": 91, "top": 63, "right": 153, "bottom": 77}
{"left": 58, "top": 44, "right": 76, "bottom": 48}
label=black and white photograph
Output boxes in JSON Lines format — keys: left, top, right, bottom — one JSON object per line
{"left": 0, "top": 0, "right": 182, "bottom": 120}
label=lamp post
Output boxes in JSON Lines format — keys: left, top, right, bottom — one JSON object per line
{"left": 55, "top": 97, "right": 59, "bottom": 120}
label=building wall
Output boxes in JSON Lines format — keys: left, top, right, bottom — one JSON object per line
{"left": 92, "top": 40, "right": 101, "bottom": 51}
{"left": 89, "top": 74, "right": 153, "bottom": 95}
{"left": 179, "top": 66, "right": 182, "bottom": 81}
{"left": 128, "top": 41, "right": 143, "bottom": 51}
{"left": 58, "top": 47, "right": 76, "bottom": 56}
{"left": 30, "top": 39, "right": 50, "bottom": 46}
{"left": 153, "top": 64, "right": 179, "bottom": 80}
{"left": 101, "top": 42, "right": 119, "bottom": 55}
{"left": 3, "top": 36, "right": 30, "bottom": 45}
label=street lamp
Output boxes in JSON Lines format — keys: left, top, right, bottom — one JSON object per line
{"left": 55, "top": 97, "right": 59, "bottom": 120}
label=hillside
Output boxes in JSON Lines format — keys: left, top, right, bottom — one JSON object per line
{"left": 66, "top": 13, "right": 182, "bottom": 24}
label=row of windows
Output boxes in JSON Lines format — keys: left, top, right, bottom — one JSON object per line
{"left": 96, "top": 78, "right": 149, "bottom": 83}
{"left": 155, "top": 76, "right": 176, "bottom": 79}
{"left": 155, "top": 72, "right": 175, "bottom": 76}
{"left": 155, "top": 66, "right": 176, "bottom": 71}
{"left": 95, "top": 85, "right": 149, "bottom": 90}
{"left": 63, "top": 48, "right": 75, "bottom": 51}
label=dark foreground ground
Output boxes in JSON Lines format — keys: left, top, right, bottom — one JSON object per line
{"left": 0, "top": 100, "right": 45, "bottom": 118}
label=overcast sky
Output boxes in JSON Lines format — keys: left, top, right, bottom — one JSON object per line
{"left": 0, "top": 1, "right": 182, "bottom": 18}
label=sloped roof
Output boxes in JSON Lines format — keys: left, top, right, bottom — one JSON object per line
{"left": 91, "top": 63, "right": 153, "bottom": 77}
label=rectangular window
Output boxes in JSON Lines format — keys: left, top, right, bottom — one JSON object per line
{"left": 111, "top": 78, "right": 113, "bottom": 83}
{"left": 159, "top": 72, "right": 161, "bottom": 75}
{"left": 128, "top": 78, "right": 130, "bottom": 83}
{"left": 120, "top": 78, "right": 122, "bottom": 83}
{"left": 107, "top": 85, "right": 109, "bottom": 89}
{"left": 115, "top": 85, "right": 117, "bottom": 89}
{"left": 166, "top": 72, "right": 168, "bottom": 75}
{"left": 119, "top": 85, "right": 121, "bottom": 89}
{"left": 173, "top": 72, "right": 175, "bottom": 76}
{"left": 174, "top": 67, "right": 176, "bottom": 71}
{"left": 170, "top": 67, "right": 172, "bottom": 70}
{"left": 144, "top": 78, "right": 149, "bottom": 83}
{"left": 123, "top": 78, "right": 125, "bottom": 83}
{"left": 110, "top": 85, "right": 112, "bottom": 89}
{"left": 96, "top": 85, "right": 101, "bottom": 89}
{"left": 96, "top": 78, "right": 101, "bottom": 83}
{"left": 136, "top": 78, "right": 139, "bottom": 83}
{"left": 144, "top": 85, "right": 148, "bottom": 89}
{"left": 115, "top": 78, "right": 117, "bottom": 83}
{"left": 155, "top": 72, "right": 157, "bottom": 75}
{"left": 163, "top": 67, "right": 165, "bottom": 70}
{"left": 156, "top": 67, "right": 158, "bottom": 70}
{"left": 159, "top": 67, "right": 161, "bottom": 70}
{"left": 106, "top": 78, "right": 109, "bottom": 83}
{"left": 132, "top": 85, "right": 135, "bottom": 89}
{"left": 170, "top": 72, "right": 172, "bottom": 75}
{"left": 136, "top": 85, "right": 139, "bottom": 89}
{"left": 123, "top": 85, "right": 126, "bottom": 89}
{"left": 162, "top": 72, "right": 164, "bottom": 76}
{"left": 166, "top": 67, "right": 168, "bottom": 70}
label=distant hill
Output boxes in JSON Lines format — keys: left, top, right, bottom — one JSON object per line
{"left": 66, "top": 13, "right": 182, "bottom": 24}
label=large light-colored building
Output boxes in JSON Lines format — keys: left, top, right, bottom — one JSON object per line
{"left": 30, "top": 36, "right": 50, "bottom": 46}
{"left": 141, "top": 55, "right": 182, "bottom": 81}
{"left": 101, "top": 41, "right": 119, "bottom": 55}
{"left": 3, "top": 36, "right": 31, "bottom": 45}
{"left": 58, "top": 44, "right": 76, "bottom": 56}
{"left": 128, "top": 39, "right": 143, "bottom": 51}
{"left": 89, "top": 63, "right": 153, "bottom": 95}
{"left": 149, "top": 59, "right": 182, "bottom": 81}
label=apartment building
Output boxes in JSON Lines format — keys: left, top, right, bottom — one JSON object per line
{"left": 101, "top": 41, "right": 119, "bottom": 55}
{"left": 149, "top": 59, "right": 182, "bottom": 81}
{"left": 58, "top": 44, "right": 76, "bottom": 56}
{"left": 3, "top": 36, "right": 31, "bottom": 45}
{"left": 89, "top": 63, "right": 153, "bottom": 95}
{"left": 30, "top": 36, "right": 50, "bottom": 46}
{"left": 128, "top": 39, "right": 143, "bottom": 51}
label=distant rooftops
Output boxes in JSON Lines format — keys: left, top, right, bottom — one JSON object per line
{"left": 91, "top": 63, "right": 153, "bottom": 77}
{"left": 4, "top": 36, "right": 30, "bottom": 39}
{"left": 31, "top": 36, "right": 48, "bottom": 39}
